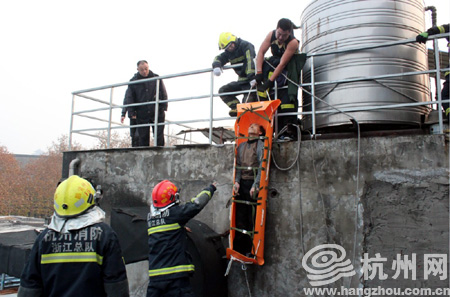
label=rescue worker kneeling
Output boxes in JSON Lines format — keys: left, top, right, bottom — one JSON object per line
{"left": 147, "top": 180, "right": 217, "bottom": 297}
{"left": 18, "top": 175, "right": 129, "bottom": 297}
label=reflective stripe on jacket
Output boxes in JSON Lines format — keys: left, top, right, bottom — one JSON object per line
{"left": 147, "top": 185, "right": 215, "bottom": 281}
{"left": 18, "top": 222, "right": 128, "bottom": 297}
{"left": 212, "top": 38, "right": 256, "bottom": 81}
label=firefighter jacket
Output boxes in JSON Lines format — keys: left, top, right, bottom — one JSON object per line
{"left": 235, "top": 139, "right": 264, "bottom": 191}
{"left": 426, "top": 24, "right": 449, "bottom": 43}
{"left": 212, "top": 38, "right": 256, "bottom": 82}
{"left": 18, "top": 207, "right": 129, "bottom": 297}
{"left": 147, "top": 184, "right": 216, "bottom": 281}
{"left": 427, "top": 24, "right": 449, "bottom": 77}
{"left": 125, "top": 71, "right": 168, "bottom": 120}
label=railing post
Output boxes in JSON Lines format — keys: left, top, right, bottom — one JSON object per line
{"left": 1, "top": 273, "right": 5, "bottom": 290}
{"left": 154, "top": 79, "right": 160, "bottom": 146}
{"left": 69, "top": 94, "right": 76, "bottom": 150}
{"left": 433, "top": 38, "right": 443, "bottom": 133}
{"left": 209, "top": 71, "right": 214, "bottom": 145}
{"left": 310, "top": 55, "right": 317, "bottom": 136}
{"left": 274, "top": 81, "right": 279, "bottom": 138}
{"left": 107, "top": 87, "right": 114, "bottom": 148}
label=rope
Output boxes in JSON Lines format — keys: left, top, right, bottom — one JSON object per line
{"left": 243, "top": 85, "right": 255, "bottom": 103}
{"left": 271, "top": 124, "right": 302, "bottom": 171}
{"left": 243, "top": 267, "right": 253, "bottom": 297}
{"left": 264, "top": 59, "right": 358, "bottom": 123}
{"left": 224, "top": 255, "right": 253, "bottom": 276}
{"left": 306, "top": 130, "right": 333, "bottom": 242}
{"left": 264, "top": 59, "right": 362, "bottom": 295}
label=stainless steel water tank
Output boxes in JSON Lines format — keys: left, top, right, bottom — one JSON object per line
{"left": 300, "top": 0, "right": 430, "bottom": 130}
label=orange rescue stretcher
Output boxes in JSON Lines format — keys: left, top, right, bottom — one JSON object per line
{"left": 226, "top": 99, "right": 281, "bottom": 265}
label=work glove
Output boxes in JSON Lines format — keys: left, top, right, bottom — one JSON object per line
{"left": 416, "top": 32, "right": 429, "bottom": 43}
{"left": 205, "top": 183, "right": 217, "bottom": 195}
{"left": 257, "top": 79, "right": 274, "bottom": 93}
{"left": 254, "top": 73, "right": 264, "bottom": 84}
{"left": 213, "top": 67, "right": 222, "bottom": 76}
{"left": 250, "top": 79, "right": 257, "bottom": 88}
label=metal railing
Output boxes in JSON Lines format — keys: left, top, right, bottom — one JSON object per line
{"left": 69, "top": 33, "right": 449, "bottom": 150}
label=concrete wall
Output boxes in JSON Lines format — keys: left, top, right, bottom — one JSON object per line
{"left": 62, "top": 134, "right": 449, "bottom": 296}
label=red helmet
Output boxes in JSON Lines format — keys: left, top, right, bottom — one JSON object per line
{"left": 152, "top": 180, "right": 178, "bottom": 208}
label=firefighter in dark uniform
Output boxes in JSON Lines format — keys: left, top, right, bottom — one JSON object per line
{"left": 212, "top": 32, "right": 257, "bottom": 117}
{"left": 147, "top": 180, "right": 217, "bottom": 297}
{"left": 416, "top": 24, "right": 449, "bottom": 116}
{"left": 255, "top": 18, "right": 306, "bottom": 140}
{"left": 18, "top": 175, "right": 129, "bottom": 297}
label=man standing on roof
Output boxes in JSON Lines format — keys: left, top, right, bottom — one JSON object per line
{"left": 147, "top": 180, "right": 217, "bottom": 297}
{"left": 255, "top": 18, "right": 304, "bottom": 140}
{"left": 233, "top": 123, "right": 265, "bottom": 256}
{"left": 212, "top": 32, "right": 257, "bottom": 117}
{"left": 18, "top": 175, "right": 129, "bottom": 297}
{"left": 416, "top": 24, "right": 449, "bottom": 116}
{"left": 125, "top": 60, "right": 168, "bottom": 147}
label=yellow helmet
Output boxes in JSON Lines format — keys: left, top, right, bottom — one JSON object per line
{"left": 218, "top": 32, "right": 237, "bottom": 50}
{"left": 54, "top": 175, "right": 96, "bottom": 218}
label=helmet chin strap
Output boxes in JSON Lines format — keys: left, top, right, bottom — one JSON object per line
{"left": 173, "top": 192, "right": 180, "bottom": 203}
{"left": 94, "top": 185, "right": 103, "bottom": 204}
{"left": 151, "top": 201, "right": 177, "bottom": 216}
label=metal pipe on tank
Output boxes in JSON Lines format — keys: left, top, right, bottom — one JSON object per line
{"left": 425, "top": 6, "right": 437, "bottom": 27}
{"left": 425, "top": 6, "right": 439, "bottom": 104}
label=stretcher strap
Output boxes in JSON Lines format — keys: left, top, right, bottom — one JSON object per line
{"left": 235, "top": 135, "right": 268, "bottom": 141}
{"left": 224, "top": 255, "right": 254, "bottom": 276}
{"left": 230, "top": 226, "right": 258, "bottom": 235}
{"left": 236, "top": 105, "right": 271, "bottom": 123}
{"left": 232, "top": 199, "right": 260, "bottom": 206}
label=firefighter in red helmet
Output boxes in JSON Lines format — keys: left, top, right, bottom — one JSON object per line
{"left": 146, "top": 180, "right": 217, "bottom": 297}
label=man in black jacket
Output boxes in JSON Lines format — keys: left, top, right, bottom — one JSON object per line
{"left": 125, "top": 60, "right": 168, "bottom": 146}
{"left": 212, "top": 32, "right": 257, "bottom": 117}
{"left": 147, "top": 180, "right": 217, "bottom": 297}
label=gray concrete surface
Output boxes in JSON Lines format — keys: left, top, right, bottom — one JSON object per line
{"left": 62, "top": 134, "right": 449, "bottom": 296}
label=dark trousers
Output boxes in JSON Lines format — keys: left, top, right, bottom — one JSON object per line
{"left": 147, "top": 277, "right": 195, "bottom": 297}
{"left": 277, "top": 89, "right": 300, "bottom": 139}
{"left": 233, "top": 179, "right": 255, "bottom": 255}
{"left": 219, "top": 81, "right": 257, "bottom": 110}
{"left": 137, "top": 111, "right": 165, "bottom": 147}
{"left": 129, "top": 118, "right": 139, "bottom": 147}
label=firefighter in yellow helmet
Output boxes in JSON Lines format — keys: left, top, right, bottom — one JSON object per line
{"left": 18, "top": 175, "right": 129, "bottom": 297}
{"left": 147, "top": 180, "right": 217, "bottom": 297}
{"left": 212, "top": 32, "right": 257, "bottom": 117}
